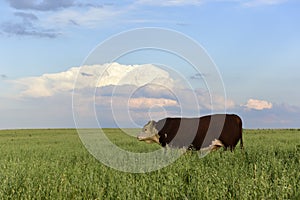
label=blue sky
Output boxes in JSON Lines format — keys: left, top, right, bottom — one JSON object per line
{"left": 0, "top": 0, "right": 300, "bottom": 129}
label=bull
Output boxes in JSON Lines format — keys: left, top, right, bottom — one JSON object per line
{"left": 137, "top": 114, "right": 243, "bottom": 151}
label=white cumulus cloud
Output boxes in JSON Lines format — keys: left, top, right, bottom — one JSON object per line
{"left": 129, "top": 97, "right": 178, "bottom": 109}
{"left": 244, "top": 99, "right": 273, "bottom": 110}
{"left": 14, "top": 67, "right": 79, "bottom": 97}
{"left": 14, "top": 63, "right": 174, "bottom": 98}
{"left": 97, "top": 63, "right": 173, "bottom": 88}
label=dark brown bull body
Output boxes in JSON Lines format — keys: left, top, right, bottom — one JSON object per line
{"left": 152, "top": 114, "right": 243, "bottom": 150}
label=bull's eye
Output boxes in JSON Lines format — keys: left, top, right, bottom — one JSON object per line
{"left": 145, "top": 128, "right": 148, "bottom": 131}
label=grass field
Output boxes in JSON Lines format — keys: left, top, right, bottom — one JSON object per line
{"left": 0, "top": 129, "right": 299, "bottom": 199}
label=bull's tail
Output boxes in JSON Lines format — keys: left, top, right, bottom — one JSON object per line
{"left": 240, "top": 136, "right": 244, "bottom": 150}
{"left": 239, "top": 117, "right": 244, "bottom": 150}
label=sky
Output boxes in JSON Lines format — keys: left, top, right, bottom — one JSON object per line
{"left": 0, "top": 0, "right": 300, "bottom": 129}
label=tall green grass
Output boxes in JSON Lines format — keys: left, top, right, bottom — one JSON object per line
{"left": 0, "top": 129, "right": 299, "bottom": 199}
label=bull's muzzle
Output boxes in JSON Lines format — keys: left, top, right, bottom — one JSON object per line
{"left": 137, "top": 133, "right": 146, "bottom": 141}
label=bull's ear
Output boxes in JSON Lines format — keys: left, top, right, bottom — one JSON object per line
{"left": 150, "top": 120, "right": 158, "bottom": 134}
{"left": 150, "top": 120, "right": 157, "bottom": 126}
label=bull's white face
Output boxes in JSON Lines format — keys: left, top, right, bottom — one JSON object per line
{"left": 137, "top": 120, "right": 160, "bottom": 144}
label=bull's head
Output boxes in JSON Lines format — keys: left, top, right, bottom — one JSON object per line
{"left": 137, "top": 120, "right": 160, "bottom": 144}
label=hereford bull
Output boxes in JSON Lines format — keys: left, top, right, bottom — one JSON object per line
{"left": 137, "top": 114, "right": 243, "bottom": 151}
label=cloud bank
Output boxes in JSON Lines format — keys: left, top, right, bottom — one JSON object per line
{"left": 1, "top": 10, "right": 59, "bottom": 38}
{"left": 1, "top": 0, "right": 291, "bottom": 39}
{"left": 6, "top": 0, "right": 75, "bottom": 11}
{"left": 4, "top": 63, "right": 300, "bottom": 129}
{"left": 12, "top": 63, "right": 231, "bottom": 127}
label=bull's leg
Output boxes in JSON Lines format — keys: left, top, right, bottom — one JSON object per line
{"left": 187, "top": 144, "right": 195, "bottom": 151}
{"left": 240, "top": 137, "right": 244, "bottom": 150}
